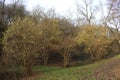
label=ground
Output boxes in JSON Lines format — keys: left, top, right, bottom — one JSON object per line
{"left": 1, "top": 54, "right": 120, "bottom": 80}
{"left": 93, "top": 58, "right": 120, "bottom": 80}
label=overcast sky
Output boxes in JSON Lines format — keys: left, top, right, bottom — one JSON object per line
{"left": 23, "top": 0, "right": 107, "bottom": 16}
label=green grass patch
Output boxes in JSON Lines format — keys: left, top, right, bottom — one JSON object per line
{"left": 32, "top": 54, "right": 120, "bottom": 80}
{"left": 1, "top": 54, "right": 120, "bottom": 80}
{"left": 32, "top": 63, "right": 100, "bottom": 80}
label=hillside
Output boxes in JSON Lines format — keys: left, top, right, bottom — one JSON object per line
{"left": 93, "top": 55, "right": 120, "bottom": 80}
{"left": 20, "top": 54, "right": 120, "bottom": 80}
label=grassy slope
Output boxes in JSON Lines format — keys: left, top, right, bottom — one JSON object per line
{"left": 30, "top": 54, "right": 120, "bottom": 80}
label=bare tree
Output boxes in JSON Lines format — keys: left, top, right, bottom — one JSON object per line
{"left": 0, "top": 0, "right": 5, "bottom": 21}
{"left": 107, "top": 0, "right": 120, "bottom": 47}
{"left": 76, "top": 0, "right": 98, "bottom": 25}
{"left": 107, "top": 0, "right": 120, "bottom": 30}
{"left": 0, "top": 0, "right": 6, "bottom": 30}
{"left": 99, "top": 0, "right": 120, "bottom": 48}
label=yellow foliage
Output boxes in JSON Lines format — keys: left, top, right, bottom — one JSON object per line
{"left": 75, "top": 25, "right": 112, "bottom": 60}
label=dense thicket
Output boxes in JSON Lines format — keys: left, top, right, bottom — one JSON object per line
{"left": 0, "top": 0, "right": 120, "bottom": 77}
{"left": 0, "top": 0, "right": 28, "bottom": 58}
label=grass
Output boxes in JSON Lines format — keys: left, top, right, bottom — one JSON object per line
{"left": 1, "top": 54, "right": 120, "bottom": 80}
{"left": 33, "top": 66, "right": 95, "bottom": 80}
{"left": 31, "top": 54, "right": 120, "bottom": 80}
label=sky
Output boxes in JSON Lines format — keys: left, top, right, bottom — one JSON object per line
{"left": 24, "top": 0, "right": 107, "bottom": 17}
{"left": 24, "top": 0, "right": 76, "bottom": 16}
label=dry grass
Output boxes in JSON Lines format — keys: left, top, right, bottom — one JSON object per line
{"left": 93, "top": 55, "right": 120, "bottom": 80}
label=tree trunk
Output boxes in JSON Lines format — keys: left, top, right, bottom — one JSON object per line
{"left": 63, "top": 53, "right": 70, "bottom": 67}
{"left": 25, "top": 62, "right": 32, "bottom": 76}
{"left": 24, "top": 52, "right": 33, "bottom": 76}
{"left": 43, "top": 55, "right": 48, "bottom": 65}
